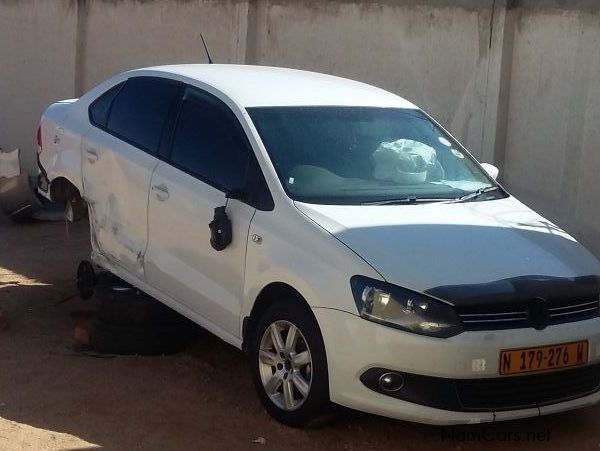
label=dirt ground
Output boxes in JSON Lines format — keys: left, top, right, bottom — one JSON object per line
{"left": 1, "top": 214, "right": 600, "bottom": 451}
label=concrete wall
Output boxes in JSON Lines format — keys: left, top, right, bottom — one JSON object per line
{"left": 0, "top": 0, "right": 598, "bottom": 255}
{"left": 502, "top": 5, "right": 600, "bottom": 255}
{"left": 247, "top": 1, "right": 493, "bottom": 156}
{"left": 0, "top": 0, "right": 78, "bottom": 174}
{"left": 78, "top": 0, "right": 247, "bottom": 92}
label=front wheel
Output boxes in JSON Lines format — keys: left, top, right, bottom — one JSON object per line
{"left": 251, "top": 300, "right": 332, "bottom": 427}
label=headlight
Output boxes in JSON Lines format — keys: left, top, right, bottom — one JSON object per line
{"left": 350, "top": 276, "right": 463, "bottom": 338}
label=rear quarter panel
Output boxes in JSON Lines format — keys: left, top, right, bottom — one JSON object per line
{"left": 39, "top": 99, "right": 87, "bottom": 196}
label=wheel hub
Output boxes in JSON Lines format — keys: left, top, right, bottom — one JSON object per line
{"left": 258, "top": 320, "right": 313, "bottom": 411}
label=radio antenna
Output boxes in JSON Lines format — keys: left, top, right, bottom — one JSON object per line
{"left": 200, "top": 34, "right": 214, "bottom": 64}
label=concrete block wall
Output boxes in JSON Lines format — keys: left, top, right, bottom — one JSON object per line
{"left": 501, "top": 4, "right": 600, "bottom": 255}
{"left": 0, "top": 0, "right": 598, "bottom": 255}
{"left": 0, "top": 0, "right": 78, "bottom": 174}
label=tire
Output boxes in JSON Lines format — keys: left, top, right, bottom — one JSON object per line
{"left": 250, "top": 299, "right": 332, "bottom": 428}
{"left": 90, "top": 318, "right": 196, "bottom": 356}
{"left": 76, "top": 260, "right": 96, "bottom": 300}
{"left": 96, "top": 288, "right": 189, "bottom": 327}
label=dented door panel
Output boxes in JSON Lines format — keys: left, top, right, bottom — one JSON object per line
{"left": 82, "top": 127, "right": 158, "bottom": 280}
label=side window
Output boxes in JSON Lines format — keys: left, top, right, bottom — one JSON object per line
{"left": 88, "top": 82, "right": 123, "bottom": 128}
{"left": 169, "top": 88, "right": 250, "bottom": 192}
{"left": 106, "top": 77, "right": 180, "bottom": 155}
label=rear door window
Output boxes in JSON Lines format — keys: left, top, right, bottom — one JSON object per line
{"left": 106, "top": 77, "right": 181, "bottom": 155}
{"left": 89, "top": 82, "right": 123, "bottom": 128}
{"left": 169, "top": 87, "right": 250, "bottom": 192}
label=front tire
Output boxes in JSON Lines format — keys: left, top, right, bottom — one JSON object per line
{"left": 251, "top": 299, "right": 331, "bottom": 427}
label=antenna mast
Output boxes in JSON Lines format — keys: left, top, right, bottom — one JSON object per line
{"left": 200, "top": 34, "right": 214, "bottom": 64}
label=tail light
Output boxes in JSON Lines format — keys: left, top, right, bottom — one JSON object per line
{"left": 36, "top": 125, "right": 43, "bottom": 154}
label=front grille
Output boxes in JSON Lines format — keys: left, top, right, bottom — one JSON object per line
{"left": 548, "top": 300, "right": 599, "bottom": 322}
{"left": 458, "top": 298, "right": 599, "bottom": 331}
{"left": 459, "top": 308, "right": 529, "bottom": 330}
{"left": 456, "top": 364, "right": 600, "bottom": 411}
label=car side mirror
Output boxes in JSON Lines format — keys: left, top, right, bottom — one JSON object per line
{"left": 481, "top": 163, "right": 500, "bottom": 180}
{"left": 208, "top": 188, "right": 246, "bottom": 252}
{"left": 209, "top": 206, "right": 232, "bottom": 251}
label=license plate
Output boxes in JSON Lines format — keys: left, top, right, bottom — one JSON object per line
{"left": 499, "top": 340, "right": 589, "bottom": 375}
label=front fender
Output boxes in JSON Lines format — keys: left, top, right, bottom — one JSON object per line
{"left": 241, "top": 205, "right": 382, "bottom": 337}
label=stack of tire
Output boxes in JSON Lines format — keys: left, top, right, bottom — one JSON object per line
{"left": 91, "top": 278, "right": 197, "bottom": 356}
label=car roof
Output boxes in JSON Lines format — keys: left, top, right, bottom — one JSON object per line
{"left": 131, "top": 64, "right": 418, "bottom": 109}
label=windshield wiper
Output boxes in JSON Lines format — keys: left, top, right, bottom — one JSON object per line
{"left": 361, "top": 197, "right": 452, "bottom": 206}
{"left": 452, "top": 186, "right": 500, "bottom": 203}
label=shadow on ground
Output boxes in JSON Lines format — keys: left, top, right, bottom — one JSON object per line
{"left": 0, "top": 213, "right": 599, "bottom": 451}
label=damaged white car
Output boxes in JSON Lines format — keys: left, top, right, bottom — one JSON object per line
{"left": 38, "top": 65, "right": 600, "bottom": 427}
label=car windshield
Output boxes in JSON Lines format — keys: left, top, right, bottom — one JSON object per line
{"left": 248, "top": 107, "right": 502, "bottom": 205}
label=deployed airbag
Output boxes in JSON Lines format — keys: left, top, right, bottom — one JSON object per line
{"left": 373, "top": 139, "right": 439, "bottom": 184}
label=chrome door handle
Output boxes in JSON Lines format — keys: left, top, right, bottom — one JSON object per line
{"left": 85, "top": 147, "right": 98, "bottom": 163}
{"left": 151, "top": 184, "right": 169, "bottom": 201}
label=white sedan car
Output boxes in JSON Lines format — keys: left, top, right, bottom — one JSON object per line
{"left": 38, "top": 65, "right": 600, "bottom": 427}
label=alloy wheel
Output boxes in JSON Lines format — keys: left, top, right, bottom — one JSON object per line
{"left": 258, "top": 320, "right": 313, "bottom": 411}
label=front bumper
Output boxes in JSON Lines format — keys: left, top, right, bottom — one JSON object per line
{"left": 313, "top": 307, "right": 600, "bottom": 425}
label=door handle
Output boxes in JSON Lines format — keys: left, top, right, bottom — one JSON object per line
{"left": 85, "top": 147, "right": 98, "bottom": 163}
{"left": 151, "top": 184, "right": 170, "bottom": 201}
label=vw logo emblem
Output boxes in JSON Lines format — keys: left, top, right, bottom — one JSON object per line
{"left": 529, "top": 298, "right": 549, "bottom": 330}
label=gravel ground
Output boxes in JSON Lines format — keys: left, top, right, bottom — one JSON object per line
{"left": 1, "top": 213, "right": 600, "bottom": 451}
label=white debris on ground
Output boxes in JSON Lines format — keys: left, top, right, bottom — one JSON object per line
{"left": 0, "top": 148, "right": 20, "bottom": 179}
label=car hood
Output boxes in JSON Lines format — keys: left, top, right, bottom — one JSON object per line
{"left": 295, "top": 196, "right": 600, "bottom": 302}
